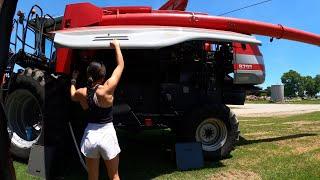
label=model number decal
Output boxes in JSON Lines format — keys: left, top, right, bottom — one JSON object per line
{"left": 238, "top": 64, "right": 253, "bottom": 70}
{"left": 234, "top": 64, "right": 264, "bottom": 71}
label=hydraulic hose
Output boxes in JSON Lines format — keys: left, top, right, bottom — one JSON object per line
{"left": 68, "top": 122, "right": 87, "bottom": 172}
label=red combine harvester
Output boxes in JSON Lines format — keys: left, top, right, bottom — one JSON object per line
{"left": 2, "top": 0, "right": 320, "bottom": 176}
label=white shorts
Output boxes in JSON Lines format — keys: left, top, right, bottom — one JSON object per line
{"left": 80, "top": 122, "right": 121, "bottom": 160}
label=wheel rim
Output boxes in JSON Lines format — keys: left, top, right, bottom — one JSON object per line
{"left": 5, "top": 89, "right": 43, "bottom": 148}
{"left": 195, "top": 118, "right": 227, "bottom": 151}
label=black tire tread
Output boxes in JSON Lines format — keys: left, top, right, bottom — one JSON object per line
{"left": 5, "top": 67, "right": 46, "bottom": 159}
{"left": 177, "top": 104, "right": 240, "bottom": 160}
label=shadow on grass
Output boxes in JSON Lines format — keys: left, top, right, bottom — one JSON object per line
{"left": 61, "top": 129, "right": 225, "bottom": 180}
{"left": 237, "top": 133, "right": 318, "bottom": 146}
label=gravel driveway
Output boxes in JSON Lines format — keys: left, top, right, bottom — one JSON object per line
{"left": 228, "top": 104, "right": 320, "bottom": 117}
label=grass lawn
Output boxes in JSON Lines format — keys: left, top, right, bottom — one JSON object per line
{"left": 14, "top": 112, "right": 320, "bottom": 179}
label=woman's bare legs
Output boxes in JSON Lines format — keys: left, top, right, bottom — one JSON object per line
{"left": 86, "top": 157, "right": 100, "bottom": 180}
{"left": 104, "top": 155, "right": 120, "bottom": 180}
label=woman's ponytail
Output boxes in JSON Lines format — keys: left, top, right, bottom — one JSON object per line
{"left": 87, "top": 76, "right": 94, "bottom": 89}
{"left": 86, "top": 61, "right": 106, "bottom": 89}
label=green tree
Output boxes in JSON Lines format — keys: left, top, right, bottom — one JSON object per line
{"left": 303, "top": 76, "right": 317, "bottom": 97}
{"left": 314, "top": 75, "right": 320, "bottom": 95}
{"left": 265, "top": 86, "right": 271, "bottom": 96}
{"left": 281, "top": 70, "right": 302, "bottom": 97}
{"left": 297, "top": 76, "right": 306, "bottom": 97}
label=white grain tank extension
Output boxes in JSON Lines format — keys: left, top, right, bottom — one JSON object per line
{"left": 271, "top": 85, "right": 284, "bottom": 102}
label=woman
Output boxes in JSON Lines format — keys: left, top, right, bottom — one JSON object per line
{"left": 70, "top": 40, "right": 124, "bottom": 180}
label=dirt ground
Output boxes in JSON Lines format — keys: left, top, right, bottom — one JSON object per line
{"left": 228, "top": 104, "right": 320, "bottom": 117}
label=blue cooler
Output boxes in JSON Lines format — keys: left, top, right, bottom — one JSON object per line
{"left": 175, "top": 142, "right": 204, "bottom": 170}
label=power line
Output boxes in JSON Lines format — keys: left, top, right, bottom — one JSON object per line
{"left": 218, "top": 0, "right": 272, "bottom": 16}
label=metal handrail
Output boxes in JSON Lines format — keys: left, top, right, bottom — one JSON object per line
{"left": 12, "top": 19, "right": 18, "bottom": 53}
{"left": 43, "top": 13, "right": 56, "bottom": 60}
{"left": 22, "top": 5, "right": 43, "bottom": 54}
{"left": 17, "top": 27, "right": 37, "bottom": 51}
{"left": 11, "top": 4, "right": 55, "bottom": 71}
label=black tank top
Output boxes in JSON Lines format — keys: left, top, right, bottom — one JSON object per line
{"left": 87, "top": 85, "right": 113, "bottom": 124}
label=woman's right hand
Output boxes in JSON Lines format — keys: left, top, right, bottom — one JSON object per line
{"left": 110, "top": 39, "right": 120, "bottom": 49}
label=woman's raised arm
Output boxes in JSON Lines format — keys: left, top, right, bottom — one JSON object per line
{"left": 104, "top": 40, "right": 124, "bottom": 92}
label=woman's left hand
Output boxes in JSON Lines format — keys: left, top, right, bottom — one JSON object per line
{"left": 72, "top": 70, "right": 79, "bottom": 80}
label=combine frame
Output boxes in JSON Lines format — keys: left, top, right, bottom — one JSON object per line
{"left": 1, "top": 1, "right": 319, "bottom": 178}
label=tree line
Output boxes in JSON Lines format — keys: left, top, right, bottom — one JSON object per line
{"left": 280, "top": 70, "right": 320, "bottom": 97}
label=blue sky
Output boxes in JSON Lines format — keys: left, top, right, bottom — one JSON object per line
{"left": 15, "top": 0, "right": 320, "bottom": 89}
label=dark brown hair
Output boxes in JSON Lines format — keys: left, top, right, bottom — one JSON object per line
{"left": 87, "top": 61, "right": 106, "bottom": 88}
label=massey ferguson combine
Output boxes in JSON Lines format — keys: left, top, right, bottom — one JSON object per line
{"left": 2, "top": 0, "right": 320, "bottom": 171}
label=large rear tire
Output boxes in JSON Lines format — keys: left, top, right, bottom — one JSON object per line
{"left": 5, "top": 68, "right": 45, "bottom": 159}
{"left": 178, "top": 104, "right": 240, "bottom": 160}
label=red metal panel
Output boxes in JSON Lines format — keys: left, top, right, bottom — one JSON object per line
{"left": 152, "top": 10, "right": 207, "bottom": 15}
{"left": 103, "top": 6, "right": 152, "bottom": 15}
{"left": 159, "top": 0, "right": 188, "bottom": 11}
{"left": 62, "top": 2, "right": 102, "bottom": 29}
{"left": 203, "top": 42, "right": 212, "bottom": 52}
{"left": 233, "top": 43, "right": 264, "bottom": 75}
{"left": 233, "top": 43, "right": 262, "bottom": 56}
{"left": 55, "top": 48, "right": 72, "bottom": 74}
